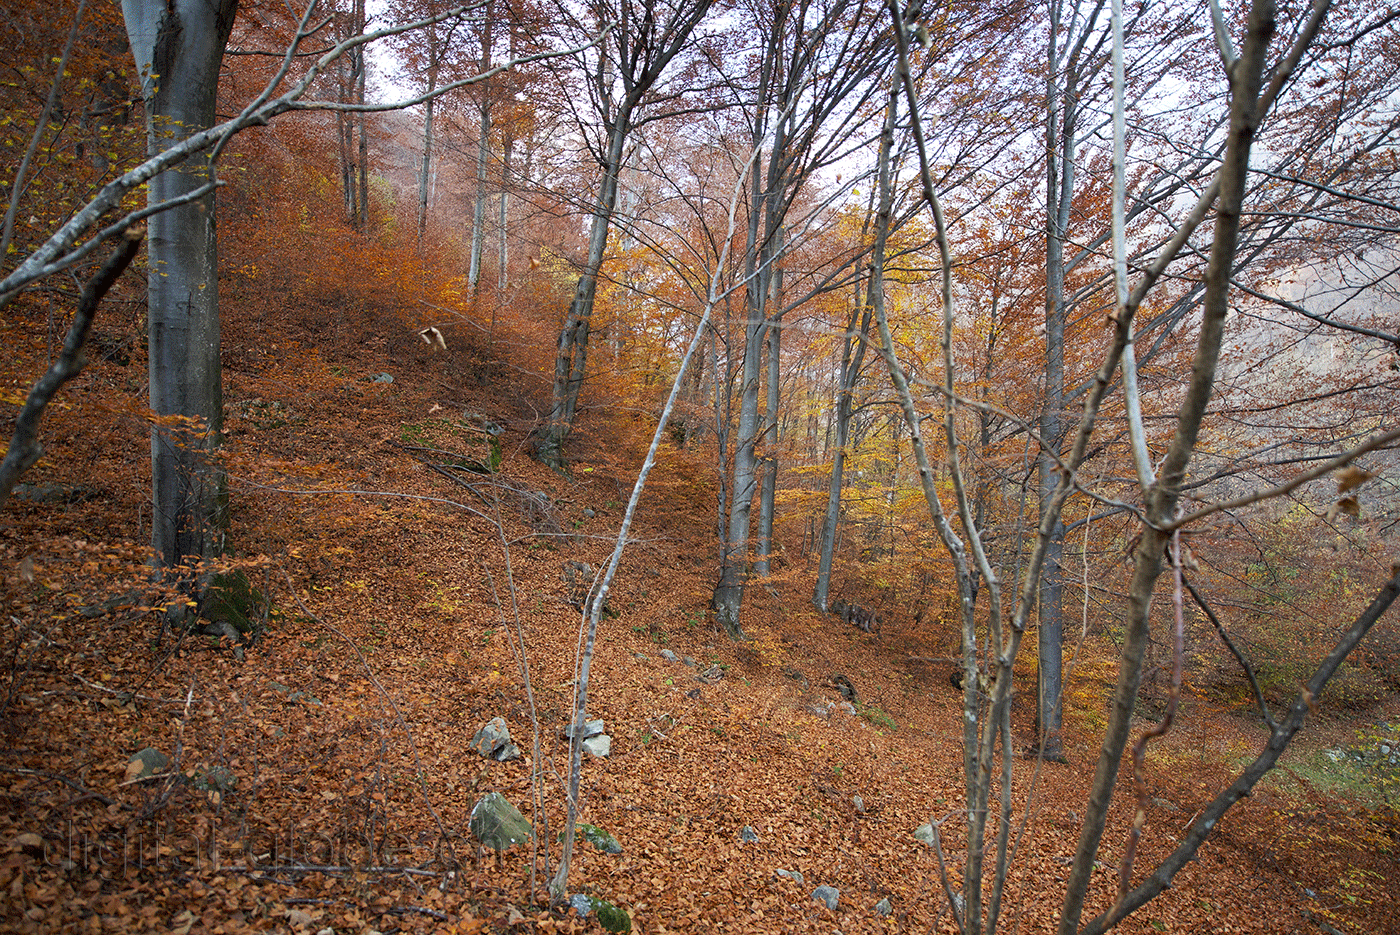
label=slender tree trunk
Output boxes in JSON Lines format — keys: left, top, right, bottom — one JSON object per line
{"left": 1059, "top": 2, "right": 1276, "bottom": 928}
{"left": 533, "top": 113, "right": 631, "bottom": 469}
{"left": 1036, "top": 0, "right": 1079, "bottom": 761}
{"left": 469, "top": 98, "right": 491, "bottom": 291}
{"left": 354, "top": 0, "right": 368, "bottom": 232}
{"left": 755, "top": 235, "right": 784, "bottom": 578}
{"left": 497, "top": 135, "right": 512, "bottom": 289}
{"left": 122, "top": 0, "right": 237, "bottom": 602}
{"left": 754, "top": 319, "right": 780, "bottom": 577}
{"left": 416, "top": 94, "right": 436, "bottom": 252}
{"left": 814, "top": 294, "right": 874, "bottom": 612}
{"left": 339, "top": 105, "right": 356, "bottom": 221}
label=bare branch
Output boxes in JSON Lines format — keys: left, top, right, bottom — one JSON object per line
{"left": 1166, "top": 425, "right": 1400, "bottom": 530}
{"left": 0, "top": 225, "right": 144, "bottom": 510}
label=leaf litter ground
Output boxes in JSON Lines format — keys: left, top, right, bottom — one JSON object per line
{"left": 1, "top": 304, "right": 1397, "bottom": 935}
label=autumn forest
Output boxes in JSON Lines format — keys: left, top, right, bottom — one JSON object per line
{"left": 2, "top": 0, "right": 1399, "bottom": 932}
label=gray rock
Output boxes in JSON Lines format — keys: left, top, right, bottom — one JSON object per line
{"left": 574, "top": 823, "right": 623, "bottom": 854}
{"left": 874, "top": 897, "right": 892, "bottom": 917}
{"left": 699, "top": 664, "right": 724, "bottom": 682}
{"left": 774, "top": 868, "right": 804, "bottom": 885}
{"left": 469, "top": 792, "right": 532, "bottom": 852}
{"left": 127, "top": 747, "right": 169, "bottom": 780}
{"left": 583, "top": 508, "right": 596, "bottom": 519}
{"left": 192, "top": 766, "right": 237, "bottom": 793}
{"left": 470, "top": 716, "right": 521, "bottom": 761}
{"left": 660, "top": 649, "right": 680, "bottom": 662}
{"left": 201, "top": 620, "right": 244, "bottom": 642}
{"left": 12, "top": 482, "right": 100, "bottom": 504}
{"left": 371, "top": 373, "right": 394, "bottom": 383}
{"left": 563, "top": 718, "right": 606, "bottom": 740}
{"left": 803, "top": 701, "right": 834, "bottom": 719}
{"left": 852, "top": 795, "right": 865, "bottom": 813}
{"left": 812, "top": 885, "right": 840, "bottom": 910}
{"left": 914, "top": 823, "right": 935, "bottom": 845}
{"left": 569, "top": 895, "right": 631, "bottom": 933}
{"left": 582, "top": 734, "right": 612, "bottom": 758}
{"left": 682, "top": 655, "right": 698, "bottom": 668}
{"left": 738, "top": 825, "right": 759, "bottom": 844}
{"left": 838, "top": 701, "right": 857, "bottom": 716}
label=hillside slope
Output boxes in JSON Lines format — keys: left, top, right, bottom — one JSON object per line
{"left": 1, "top": 292, "right": 1396, "bottom": 935}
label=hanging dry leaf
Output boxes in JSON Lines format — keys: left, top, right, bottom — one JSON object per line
{"left": 1336, "top": 465, "right": 1375, "bottom": 494}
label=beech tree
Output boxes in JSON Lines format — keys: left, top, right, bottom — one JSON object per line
{"left": 531, "top": 0, "right": 717, "bottom": 470}
{"left": 710, "top": 0, "right": 893, "bottom": 639}
{"left": 122, "top": 0, "right": 240, "bottom": 601}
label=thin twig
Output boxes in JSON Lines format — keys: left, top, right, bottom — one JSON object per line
{"left": 1183, "top": 573, "right": 1277, "bottom": 731}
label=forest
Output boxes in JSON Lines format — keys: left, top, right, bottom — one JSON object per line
{"left": 1, "top": 0, "right": 1398, "bottom": 931}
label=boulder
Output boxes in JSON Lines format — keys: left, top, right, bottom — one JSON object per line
{"left": 569, "top": 895, "right": 631, "bottom": 933}
{"left": 470, "top": 717, "right": 521, "bottom": 761}
{"left": 469, "top": 793, "right": 532, "bottom": 852}
{"left": 571, "top": 823, "right": 622, "bottom": 854}
{"left": 125, "top": 748, "right": 169, "bottom": 783}
{"left": 582, "top": 734, "right": 612, "bottom": 758}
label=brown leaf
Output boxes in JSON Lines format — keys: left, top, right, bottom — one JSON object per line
{"left": 1336, "top": 465, "right": 1375, "bottom": 494}
{"left": 12, "top": 833, "right": 44, "bottom": 857}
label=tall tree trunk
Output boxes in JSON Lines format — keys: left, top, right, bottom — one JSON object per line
{"left": 530, "top": 0, "right": 713, "bottom": 471}
{"left": 497, "top": 135, "right": 512, "bottom": 289}
{"left": 754, "top": 318, "right": 780, "bottom": 577}
{"left": 713, "top": 306, "right": 766, "bottom": 639}
{"left": 814, "top": 292, "right": 874, "bottom": 612}
{"left": 416, "top": 94, "right": 436, "bottom": 252}
{"left": 755, "top": 230, "right": 784, "bottom": 578}
{"left": 354, "top": 0, "right": 368, "bottom": 232}
{"left": 469, "top": 98, "right": 491, "bottom": 291}
{"left": 533, "top": 114, "right": 631, "bottom": 469}
{"left": 1036, "top": 0, "right": 1083, "bottom": 762}
{"left": 122, "top": 0, "right": 237, "bottom": 602}
{"left": 338, "top": 105, "right": 356, "bottom": 221}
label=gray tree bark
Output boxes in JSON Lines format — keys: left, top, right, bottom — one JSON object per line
{"left": 417, "top": 90, "right": 437, "bottom": 250}
{"left": 754, "top": 238, "right": 784, "bottom": 578}
{"left": 123, "top": 0, "right": 237, "bottom": 595}
{"left": 1036, "top": 0, "right": 1098, "bottom": 762}
{"left": 532, "top": 0, "right": 714, "bottom": 471}
{"left": 813, "top": 284, "right": 875, "bottom": 612}
{"left": 468, "top": 97, "right": 491, "bottom": 291}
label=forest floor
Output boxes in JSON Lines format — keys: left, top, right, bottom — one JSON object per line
{"left": 2, "top": 298, "right": 1398, "bottom": 935}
